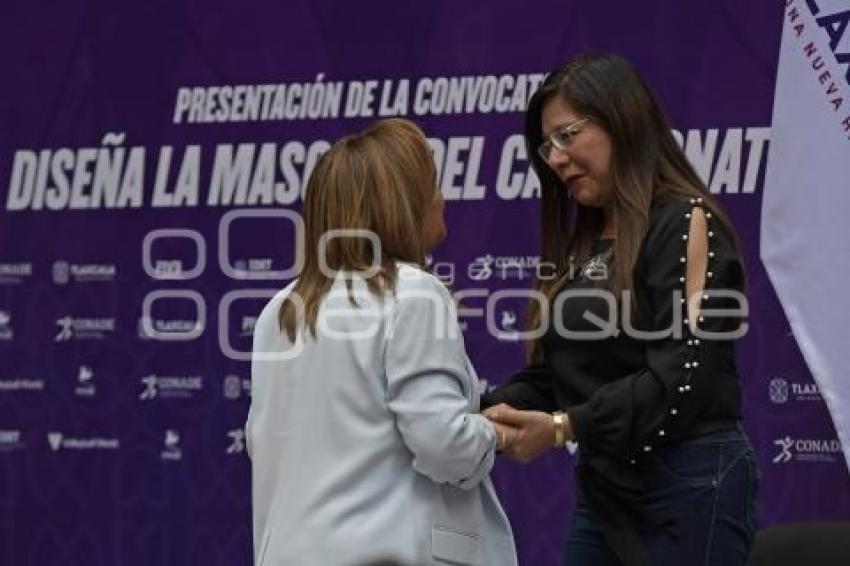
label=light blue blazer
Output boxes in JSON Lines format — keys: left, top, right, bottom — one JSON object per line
{"left": 247, "top": 263, "right": 517, "bottom": 566}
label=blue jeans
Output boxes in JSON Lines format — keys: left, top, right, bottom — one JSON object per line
{"left": 563, "top": 426, "right": 759, "bottom": 566}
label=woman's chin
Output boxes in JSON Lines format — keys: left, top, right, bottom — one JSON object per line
{"left": 572, "top": 187, "right": 608, "bottom": 209}
{"left": 573, "top": 190, "right": 596, "bottom": 207}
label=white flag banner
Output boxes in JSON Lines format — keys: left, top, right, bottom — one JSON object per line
{"left": 762, "top": 0, "right": 850, "bottom": 470}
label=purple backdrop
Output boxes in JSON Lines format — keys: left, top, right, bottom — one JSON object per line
{"left": 1, "top": 1, "right": 848, "bottom": 565}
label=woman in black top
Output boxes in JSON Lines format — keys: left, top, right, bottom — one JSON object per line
{"left": 483, "top": 54, "right": 758, "bottom": 566}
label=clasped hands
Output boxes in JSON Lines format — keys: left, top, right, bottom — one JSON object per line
{"left": 483, "top": 403, "right": 573, "bottom": 463}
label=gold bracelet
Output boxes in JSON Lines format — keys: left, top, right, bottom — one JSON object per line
{"left": 553, "top": 412, "right": 566, "bottom": 447}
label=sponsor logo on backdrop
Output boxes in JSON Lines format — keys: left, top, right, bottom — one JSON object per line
{"left": 768, "top": 377, "right": 823, "bottom": 404}
{"left": 467, "top": 255, "right": 541, "bottom": 282}
{"left": 497, "top": 310, "right": 521, "bottom": 342}
{"left": 0, "top": 262, "right": 33, "bottom": 285}
{"left": 0, "top": 430, "right": 23, "bottom": 452}
{"left": 153, "top": 260, "right": 185, "bottom": 278}
{"left": 223, "top": 374, "right": 251, "bottom": 400}
{"left": 47, "top": 433, "right": 62, "bottom": 451}
{"left": 54, "top": 316, "right": 115, "bottom": 342}
{"left": 138, "top": 317, "right": 204, "bottom": 340}
{"left": 0, "top": 311, "right": 14, "bottom": 340}
{"left": 161, "top": 430, "right": 182, "bottom": 461}
{"left": 139, "top": 374, "right": 203, "bottom": 400}
{"left": 52, "top": 261, "right": 116, "bottom": 284}
{"left": 226, "top": 428, "right": 246, "bottom": 454}
{"left": 139, "top": 290, "right": 206, "bottom": 341}
{"left": 52, "top": 261, "right": 69, "bottom": 284}
{"left": 772, "top": 435, "right": 843, "bottom": 464}
{"left": 0, "top": 376, "right": 45, "bottom": 392}
{"left": 142, "top": 229, "right": 206, "bottom": 280}
{"left": 773, "top": 436, "right": 794, "bottom": 463}
{"left": 768, "top": 378, "right": 789, "bottom": 404}
{"left": 241, "top": 316, "right": 257, "bottom": 337}
{"left": 232, "top": 258, "right": 275, "bottom": 274}
{"left": 75, "top": 365, "right": 96, "bottom": 397}
{"left": 47, "top": 432, "right": 120, "bottom": 451}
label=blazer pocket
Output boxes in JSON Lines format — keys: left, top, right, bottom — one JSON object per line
{"left": 431, "top": 525, "right": 480, "bottom": 565}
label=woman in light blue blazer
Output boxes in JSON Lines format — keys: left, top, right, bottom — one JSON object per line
{"left": 246, "top": 119, "right": 517, "bottom": 566}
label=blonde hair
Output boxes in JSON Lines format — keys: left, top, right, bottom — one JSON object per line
{"left": 279, "top": 118, "right": 437, "bottom": 341}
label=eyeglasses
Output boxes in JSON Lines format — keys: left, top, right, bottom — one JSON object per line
{"left": 537, "top": 117, "right": 591, "bottom": 162}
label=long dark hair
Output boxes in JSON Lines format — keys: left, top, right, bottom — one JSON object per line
{"left": 525, "top": 53, "right": 740, "bottom": 362}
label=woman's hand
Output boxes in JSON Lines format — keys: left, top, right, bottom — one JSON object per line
{"left": 492, "top": 422, "right": 520, "bottom": 453}
{"left": 483, "top": 403, "right": 572, "bottom": 463}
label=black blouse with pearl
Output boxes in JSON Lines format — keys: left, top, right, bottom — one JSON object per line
{"left": 482, "top": 196, "right": 746, "bottom": 558}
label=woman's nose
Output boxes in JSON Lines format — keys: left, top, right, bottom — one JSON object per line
{"left": 548, "top": 147, "right": 570, "bottom": 168}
